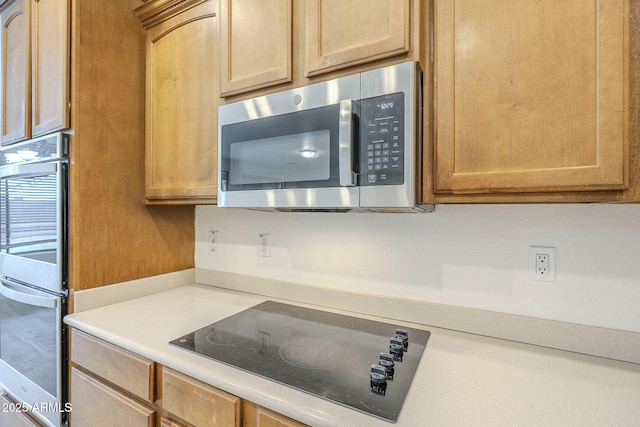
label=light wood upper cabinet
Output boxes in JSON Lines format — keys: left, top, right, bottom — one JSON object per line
{"left": 31, "top": 0, "right": 70, "bottom": 138}
{"left": 305, "top": 0, "right": 410, "bottom": 77}
{"left": 139, "top": 0, "right": 218, "bottom": 204}
{"left": 0, "top": 0, "right": 69, "bottom": 146}
{"left": 219, "top": 0, "right": 292, "bottom": 96}
{"left": 1, "top": 0, "right": 29, "bottom": 145}
{"left": 433, "top": 0, "right": 629, "bottom": 195}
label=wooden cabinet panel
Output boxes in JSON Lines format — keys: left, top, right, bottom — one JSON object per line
{"left": 143, "top": 0, "right": 218, "bottom": 203}
{"left": 71, "top": 329, "right": 156, "bottom": 403}
{"left": 31, "top": 0, "right": 70, "bottom": 137}
{"left": 219, "top": 0, "right": 292, "bottom": 96}
{"left": 433, "top": 0, "right": 628, "bottom": 195}
{"left": 244, "top": 401, "right": 308, "bottom": 427}
{"left": 71, "top": 367, "right": 155, "bottom": 427}
{"left": 305, "top": 0, "right": 410, "bottom": 76}
{"left": 160, "top": 417, "right": 185, "bottom": 427}
{"left": 162, "top": 368, "right": 241, "bottom": 427}
{"left": 1, "top": 0, "right": 30, "bottom": 145}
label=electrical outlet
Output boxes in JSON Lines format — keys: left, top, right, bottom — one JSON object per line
{"left": 529, "top": 246, "right": 555, "bottom": 282}
{"left": 259, "top": 233, "right": 271, "bottom": 257}
{"left": 209, "top": 230, "right": 220, "bottom": 252}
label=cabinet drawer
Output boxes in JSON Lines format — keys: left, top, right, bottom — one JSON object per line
{"left": 71, "top": 367, "right": 155, "bottom": 427}
{"left": 71, "top": 329, "right": 155, "bottom": 402}
{"left": 160, "top": 417, "right": 185, "bottom": 427}
{"left": 162, "top": 368, "right": 241, "bottom": 427}
{"left": 244, "top": 401, "right": 308, "bottom": 427}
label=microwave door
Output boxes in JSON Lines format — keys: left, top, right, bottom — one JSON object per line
{"left": 219, "top": 105, "right": 359, "bottom": 209}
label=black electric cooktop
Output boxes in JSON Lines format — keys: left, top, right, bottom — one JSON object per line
{"left": 170, "top": 301, "right": 430, "bottom": 422}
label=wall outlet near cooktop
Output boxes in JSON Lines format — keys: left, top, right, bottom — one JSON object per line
{"left": 259, "top": 233, "right": 271, "bottom": 257}
{"left": 529, "top": 246, "right": 555, "bottom": 282}
{"left": 208, "top": 230, "right": 220, "bottom": 252}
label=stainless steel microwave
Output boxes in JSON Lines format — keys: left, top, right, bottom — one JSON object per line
{"left": 217, "top": 61, "right": 433, "bottom": 213}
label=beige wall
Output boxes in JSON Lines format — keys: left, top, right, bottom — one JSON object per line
{"left": 195, "top": 203, "right": 640, "bottom": 333}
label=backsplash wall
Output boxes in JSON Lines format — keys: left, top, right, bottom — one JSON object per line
{"left": 195, "top": 204, "right": 640, "bottom": 333}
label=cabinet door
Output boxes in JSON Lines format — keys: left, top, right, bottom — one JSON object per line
{"left": 160, "top": 417, "right": 185, "bottom": 427}
{"left": 305, "top": 0, "right": 410, "bottom": 77}
{"left": 219, "top": 0, "right": 291, "bottom": 96}
{"left": 144, "top": 0, "right": 218, "bottom": 203}
{"left": 434, "top": 0, "right": 628, "bottom": 195}
{"left": 162, "top": 367, "right": 241, "bottom": 427}
{"left": 0, "top": 0, "right": 30, "bottom": 145}
{"left": 31, "top": 0, "right": 70, "bottom": 137}
{"left": 71, "top": 367, "right": 155, "bottom": 427}
{"left": 244, "top": 401, "right": 308, "bottom": 427}
{"left": 71, "top": 329, "right": 156, "bottom": 403}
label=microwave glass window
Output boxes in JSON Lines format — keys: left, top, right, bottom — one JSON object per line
{"left": 221, "top": 104, "right": 341, "bottom": 191}
{"left": 230, "top": 130, "right": 330, "bottom": 186}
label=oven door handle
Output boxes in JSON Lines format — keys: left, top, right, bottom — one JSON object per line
{"left": 0, "top": 161, "right": 58, "bottom": 180}
{"left": 0, "top": 278, "right": 58, "bottom": 309}
{"left": 338, "top": 98, "right": 356, "bottom": 187}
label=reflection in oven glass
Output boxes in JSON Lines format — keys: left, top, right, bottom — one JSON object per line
{"left": 0, "top": 294, "right": 57, "bottom": 395}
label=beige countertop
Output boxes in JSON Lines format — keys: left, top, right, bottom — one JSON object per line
{"left": 65, "top": 283, "right": 640, "bottom": 427}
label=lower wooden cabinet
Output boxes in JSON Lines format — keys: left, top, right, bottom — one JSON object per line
{"left": 162, "top": 368, "right": 241, "bottom": 427}
{"left": 70, "top": 329, "right": 308, "bottom": 427}
{"left": 243, "top": 401, "right": 307, "bottom": 427}
{"left": 161, "top": 417, "right": 186, "bottom": 427}
{"left": 70, "top": 329, "right": 157, "bottom": 426}
{"left": 70, "top": 368, "right": 156, "bottom": 427}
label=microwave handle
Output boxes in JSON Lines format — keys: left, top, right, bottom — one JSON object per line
{"left": 339, "top": 98, "right": 356, "bottom": 186}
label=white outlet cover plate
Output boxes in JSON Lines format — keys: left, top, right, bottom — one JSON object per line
{"left": 529, "top": 246, "right": 555, "bottom": 282}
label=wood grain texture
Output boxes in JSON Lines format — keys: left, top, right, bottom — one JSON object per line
{"left": 69, "top": 0, "right": 195, "bottom": 291}
{"left": 144, "top": 0, "right": 218, "bottom": 203}
{"left": 1, "top": 0, "right": 30, "bottom": 145}
{"left": 433, "top": 0, "right": 629, "bottom": 195}
{"left": 428, "top": 0, "right": 640, "bottom": 203}
{"left": 162, "top": 368, "right": 241, "bottom": 427}
{"left": 70, "top": 367, "right": 155, "bottom": 427}
{"left": 31, "top": 0, "right": 70, "bottom": 137}
{"left": 305, "top": 0, "right": 410, "bottom": 77}
{"left": 71, "top": 329, "right": 156, "bottom": 402}
{"left": 219, "top": 0, "right": 292, "bottom": 96}
{"left": 243, "top": 401, "right": 308, "bottom": 427}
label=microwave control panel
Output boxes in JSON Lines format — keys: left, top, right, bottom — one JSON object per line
{"left": 360, "top": 92, "right": 405, "bottom": 186}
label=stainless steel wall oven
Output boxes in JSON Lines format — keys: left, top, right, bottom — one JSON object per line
{"left": 0, "top": 132, "right": 69, "bottom": 427}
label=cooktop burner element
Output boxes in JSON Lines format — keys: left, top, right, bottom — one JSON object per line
{"left": 170, "top": 301, "right": 430, "bottom": 422}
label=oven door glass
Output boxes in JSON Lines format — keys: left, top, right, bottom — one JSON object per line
{"left": 0, "top": 278, "right": 65, "bottom": 427}
{"left": 0, "top": 161, "right": 67, "bottom": 294}
{"left": 220, "top": 104, "right": 341, "bottom": 191}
